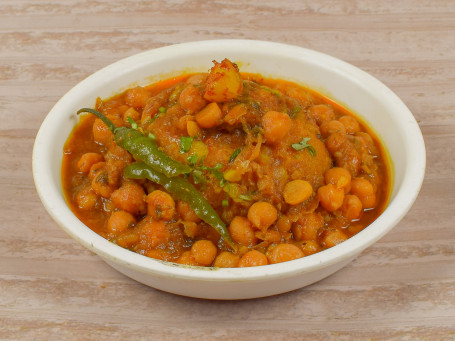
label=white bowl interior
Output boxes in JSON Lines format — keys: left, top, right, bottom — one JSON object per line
{"left": 33, "top": 40, "right": 425, "bottom": 298}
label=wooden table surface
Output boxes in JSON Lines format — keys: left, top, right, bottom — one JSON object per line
{"left": 1, "top": 1, "right": 454, "bottom": 340}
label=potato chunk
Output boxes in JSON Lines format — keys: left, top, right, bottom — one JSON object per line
{"left": 203, "top": 59, "right": 243, "bottom": 102}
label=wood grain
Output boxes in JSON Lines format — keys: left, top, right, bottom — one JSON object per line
{"left": 1, "top": 0, "right": 454, "bottom": 340}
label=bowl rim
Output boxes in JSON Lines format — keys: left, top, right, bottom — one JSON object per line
{"left": 33, "top": 39, "right": 426, "bottom": 282}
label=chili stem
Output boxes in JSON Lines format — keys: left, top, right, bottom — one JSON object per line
{"left": 77, "top": 108, "right": 116, "bottom": 131}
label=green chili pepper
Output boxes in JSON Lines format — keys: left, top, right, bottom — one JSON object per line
{"left": 77, "top": 108, "right": 192, "bottom": 178}
{"left": 124, "top": 162, "right": 234, "bottom": 249}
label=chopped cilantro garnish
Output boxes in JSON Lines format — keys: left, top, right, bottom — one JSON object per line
{"left": 238, "top": 194, "right": 252, "bottom": 201}
{"left": 187, "top": 154, "right": 199, "bottom": 165}
{"left": 212, "top": 168, "right": 224, "bottom": 182}
{"left": 291, "top": 137, "right": 317, "bottom": 157}
{"left": 229, "top": 148, "right": 242, "bottom": 163}
{"left": 127, "top": 116, "right": 138, "bottom": 130}
{"left": 179, "top": 136, "right": 193, "bottom": 154}
{"left": 192, "top": 169, "right": 206, "bottom": 185}
{"left": 190, "top": 162, "right": 231, "bottom": 188}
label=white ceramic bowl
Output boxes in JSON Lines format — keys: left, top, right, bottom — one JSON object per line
{"left": 33, "top": 40, "right": 425, "bottom": 299}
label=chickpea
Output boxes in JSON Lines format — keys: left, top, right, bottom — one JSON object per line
{"left": 356, "top": 131, "right": 374, "bottom": 148}
{"left": 77, "top": 153, "right": 104, "bottom": 174}
{"left": 92, "top": 115, "right": 123, "bottom": 146}
{"left": 323, "top": 229, "right": 348, "bottom": 248}
{"left": 106, "top": 144, "right": 133, "bottom": 163}
{"left": 247, "top": 201, "right": 278, "bottom": 232}
{"left": 238, "top": 250, "right": 268, "bottom": 267}
{"left": 341, "top": 195, "right": 363, "bottom": 221}
{"left": 213, "top": 251, "right": 240, "bottom": 268}
{"left": 339, "top": 115, "right": 360, "bottom": 134}
{"left": 125, "top": 86, "right": 152, "bottom": 109}
{"left": 194, "top": 102, "right": 222, "bottom": 128}
{"left": 146, "top": 249, "right": 168, "bottom": 261}
{"left": 75, "top": 186, "right": 98, "bottom": 210}
{"left": 276, "top": 215, "right": 292, "bottom": 233}
{"left": 176, "top": 200, "right": 201, "bottom": 223}
{"left": 122, "top": 107, "right": 141, "bottom": 124}
{"left": 88, "top": 161, "right": 106, "bottom": 180}
{"left": 317, "top": 184, "right": 345, "bottom": 212}
{"left": 140, "top": 219, "right": 170, "bottom": 248}
{"left": 111, "top": 182, "right": 146, "bottom": 215}
{"left": 255, "top": 229, "right": 281, "bottom": 243}
{"left": 115, "top": 232, "right": 139, "bottom": 249}
{"left": 223, "top": 169, "right": 242, "bottom": 182}
{"left": 361, "top": 194, "right": 377, "bottom": 209}
{"left": 185, "top": 73, "right": 207, "bottom": 85}
{"left": 261, "top": 111, "right": 292, "bottom": 145}
{"left": 351, "top": 177, "right": 377, "bottom": 209}
{"left": 350, "top": 177, "right": 375, "bottom": 197}
{"left": 92, "top": 118, "right": 114, "bottom": 146}
{"left": 292, "top": 213, "right": 324, "bottom": 241}
{"left": 324, "top": 167, "right": 352, "bottom": 193}
{"left": 146, "top": 190, "right": 176, "bottom": 221}
{"left": 309, "top": 104, "right": 335, "bottom": 125}
{"left": 325, "top": 132, "right": 346, "bottom": 155}
{"left": 107, "top": 211, "right": 136, "bottom": 233}
{"left": 301, "top": 240, "right": 321, "bottom": 256}
{"left": 266, "top": 243, "right": 304, "bottom": 264}
{"left": 283, "top": 180, "right": 313, "bottom": 205}
{"left": 182, "top": 221, "right": 200, "bottom": 238}
{"left": 91, "top": 171, "right": 115, "bottom": 198}
{"left": 320, "top": 120, "right": 346, "bottom": 138}
{"left": 228, "top": 216, "right": 258, "bottom": 247}
{"left": 190, "top": 240, "right": 217, "bottom": 266}
{"left": 179, "top": 84, "right": 207, "bottom": 112}
{"left": 177, "top": 251, "right": 199, "bottom": 266}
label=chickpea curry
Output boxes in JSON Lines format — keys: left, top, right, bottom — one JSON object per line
{"left": 62, "top": 58, "right": 390, "bottom": 268}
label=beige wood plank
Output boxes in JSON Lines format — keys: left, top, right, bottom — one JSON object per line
{"left": 1, "top": 0, "right": 454, "bottom": 339}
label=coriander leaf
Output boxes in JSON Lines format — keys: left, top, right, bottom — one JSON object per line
{"left": 127, "top": 116, "right": 138, "bottom": 130}
{"left": 180, "top": 136, "right": 193, "bottom": 154}
{"left": 291, "top": 137, "right": 317, "bottom": 157}
{"left": 191, "top": 162, "right": 230, "bottom": 188}
{"left": 212, "top": 169, "right": 224, "bottom": 181}
{"left": 187, "top": 154, "right": 199, "bottom": 165}
{"left": 291, "top": 137, "right": 311, "bottom": 151}
{"left": 307, "top": 145, "right": 317, "bottom": 157}
{"left": 192, "top": 169, "right": 206, "bottom": 185}
{"left": 238, "top": 194, "right": 252, "bottom": 201}
{"left": 211, "top": 164, "right": 226, "bottom": 187}
{"left": 229, "top": 148, "right": 242, "bottom": 163}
